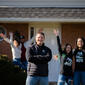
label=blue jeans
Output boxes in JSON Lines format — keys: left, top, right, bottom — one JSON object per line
{"left": 57, "top": 74, "right": 73, "bottom": 85}
{"left": 21, "top": 61, "right": 28, "bottom": 70}
{"left": 73, "top": 71, "right": 85, "bottom": 85}
{"left": 13, "top": 58, "right": 27, "bottom": 70}
{"left": 26, "top": 76, "right": 48, "bottom": 85}
{"left": 13, "top": 58, "right": 21, "bottom": 66}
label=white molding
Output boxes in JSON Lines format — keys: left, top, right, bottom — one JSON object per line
{"left": 0, "top": 6, "right": 85, "bottom": 8}
{"left": 0, "top": 18, "right": 85, "bottom": 22}
{"left": 0, "top": 0, "right": 85, "bottom": 8}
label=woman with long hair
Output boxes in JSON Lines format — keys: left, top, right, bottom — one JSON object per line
{"left": 54, "top": 29, "right": 73, "bottom": 85}
{"left": 73, "top": 37, "right": 85, "bottom": 85}
{"left": 0, "top": 32, "right": 25, "bottom": 69}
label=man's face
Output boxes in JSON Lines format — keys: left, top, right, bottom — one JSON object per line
{"left": 36, "top": 34, "right": 45, "bottom": 46}
{"left": 21, "top": 38, "right": 25, "bottom": 43}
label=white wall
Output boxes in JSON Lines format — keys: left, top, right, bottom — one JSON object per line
{"left": 0, "top": 0, "right": 85, "bottom": 7}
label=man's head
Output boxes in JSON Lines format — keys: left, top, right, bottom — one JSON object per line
{"left": 20, "top": 35, "right": 25, "bottom": 43}
{"left": 35, "top": 32, "right": 45, "bottom": 46}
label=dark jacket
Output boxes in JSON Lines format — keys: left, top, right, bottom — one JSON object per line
{"left": 27, "top": 43, "right": 52, "bottom": 76}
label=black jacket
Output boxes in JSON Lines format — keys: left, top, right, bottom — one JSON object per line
{"left": 27, "top": 43, "right": 52, "bottom": 76}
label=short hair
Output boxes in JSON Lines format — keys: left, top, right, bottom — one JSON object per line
{"left": 20, "top": 35, "right": 25, "bottom": 39}
{"left": 36, "top": 32, "right": 45, "bottom": 38}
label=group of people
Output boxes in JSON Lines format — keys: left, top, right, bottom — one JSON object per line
{"left": 0, "top": 31, "right": 34, "bottom": 71}
{"left": 0, "top": 29, "right": 85, "bottom": 85}
{"left": 54, "top": 29, "right": 85, "bottom": 85}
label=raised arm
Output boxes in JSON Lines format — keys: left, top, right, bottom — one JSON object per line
{"left": 0, "top": 32, "right": 15, "bottom": 49}
{"left": 9, "top": 32, "right": 13, "bottom": 43}
{"left": 25, "top": 28, "right": 43, "bottom": 48}
{"left": 0, "top": 33, "right": 10, "bottom": 43}
{"left": 54, "top": 29, "right": 62, "bottom": 55}
{"left": 24, "top": 36, "right": 35, "bottom": 48}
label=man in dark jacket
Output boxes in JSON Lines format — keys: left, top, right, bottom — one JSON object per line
{"left": 26, "top": 32, "right": 52, "bottom": 85}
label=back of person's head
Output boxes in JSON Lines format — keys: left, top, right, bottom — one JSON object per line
{"left": 20, "top": 35, "right": 25, "bottom": 39}
{"left": 20, "top": 35, "right": 25, "bottom": 43}
{"left": 14, "top": 31, "right": 20, "bottom": 40}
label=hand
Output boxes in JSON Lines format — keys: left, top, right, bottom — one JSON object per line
{"left": 53, "top": 29, "right": 59, "bottom": 36}
{"left": 38, "top": 28, "right": 43, "bottom": 33}
{"left": 0, "top": 33, "right": 6, "bottom": 38}
{"left": 9, "top": 32, "right": 13, "bottom": 36}
{"left": 53, "top": 55, "right": 58, "bottom": 60}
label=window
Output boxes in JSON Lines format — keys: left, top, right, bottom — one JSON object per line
{"left": 0, "top": 26, "right": 6, "bottom": 41}
{"left": 30, "top": 27, "right": 34, "bottom": 39}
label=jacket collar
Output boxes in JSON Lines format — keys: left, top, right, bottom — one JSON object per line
{"left": 34, "top": 42, "right": 45, "bottom": 48}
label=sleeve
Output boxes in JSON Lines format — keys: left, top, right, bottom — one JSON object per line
{"left": 72, "top": 49, "right": 77, "bottom": 56}
{"left": 9, "top": 33, "right": 13, "bottom": 43}
{"left": 37, "top": 48, "right": 52, "bottom": 63}
{"left": 4, "top": 37, "right": 11, "bottom": 44}
{"left": 25, "top": 47, "right": 30, "bottom": 61}
{"left": 28, "top": 47, "right": 52, "bottom": 64}
{"left": 24, "top": 37, "right": 35, "bottom": 48}
{"left": 3, "top": 35, "right": 14, "bottom": 48}
{"left": 56, "top": 36, "right": 62, "bottom": 55}
{"left": 72, "top": 56, "right": 75, "bottom": 72}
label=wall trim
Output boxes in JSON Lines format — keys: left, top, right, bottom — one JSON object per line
{"left": 0, "top": 18, "right": 85, "bottom": 23}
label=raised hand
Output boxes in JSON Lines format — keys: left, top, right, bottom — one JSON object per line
{"left": 53, "top": 29, "right": 59, "bottom": 36}
{"left": 53, "top": 55, "right": 58, "bottom": 60}
{"left": 9, "top": 32, "right": 13, "bottom": 36}
{"left": 38, "top": 28, "right": 43, "bottom": 33}
{"left": 0, "top": 33, "right": 6, "bottom": 38}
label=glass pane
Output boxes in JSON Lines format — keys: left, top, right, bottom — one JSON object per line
{"left": 30, "top": 27, "right": 34, "bottom": 39}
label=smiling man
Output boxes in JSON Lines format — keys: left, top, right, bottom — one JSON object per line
{"left": 26, "top": 32, "right": 52, "bottom": 85}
